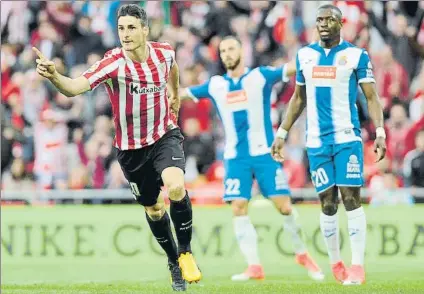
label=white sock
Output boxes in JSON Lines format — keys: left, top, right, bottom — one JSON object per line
{"left": 233, "top": 216, "right": 260, "bottom": 266}
{"left": 283, "top": 208, "right": 307, "bottom": 254}
{"left": 320, "top": 212, "right": 341, "bottom": 264}
{"left": 347, "top": 207, "right": 367, "bottom": 266}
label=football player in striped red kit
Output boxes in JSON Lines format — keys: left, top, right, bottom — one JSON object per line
{"left": 34, "top": 4, "right": 200, "bottom": 291}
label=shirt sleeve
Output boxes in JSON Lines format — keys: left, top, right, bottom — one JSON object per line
{"left": 186, "top": 80, "right": 212, "bottom": 102}
{"left": 296, "top": 52, "right": 305, "bottom": 86}
{"left": 160, "top": 42, "right": 176, "bottom": 68}
{"left": 82, "top": 50, "right": 119, "bottom": 90}
{"left": 356, "top": 50, "right": 376, "bottom": 84}
{"left": 259, "top": 65, "right": 290, "bottom": 86}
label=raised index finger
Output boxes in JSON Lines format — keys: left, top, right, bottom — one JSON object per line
{"left": 32, "top": 47, "right": 46, "bottom": 60}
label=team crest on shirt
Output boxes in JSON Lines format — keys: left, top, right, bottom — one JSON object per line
{"left": 338, "top": 56, "right": 347, "bottom": 66}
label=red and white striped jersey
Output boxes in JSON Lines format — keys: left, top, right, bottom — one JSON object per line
{"left": 82, "top": 42, "right": 177, "bottom": 150}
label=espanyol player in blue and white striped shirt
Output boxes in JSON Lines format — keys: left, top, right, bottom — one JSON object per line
{"left": 180, "top": 36, "right": 324, "bottom": 282}
{"left": 271, "top": 4, "right": 387, "bottom": 286}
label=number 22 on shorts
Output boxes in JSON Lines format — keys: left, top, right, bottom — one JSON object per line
{"left": 225, "top": 178, "right": 240, "bottom": 195}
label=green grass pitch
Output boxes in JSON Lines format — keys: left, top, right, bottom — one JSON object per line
{"left": 2, "top": 204, "right": 424, "bottom": 293}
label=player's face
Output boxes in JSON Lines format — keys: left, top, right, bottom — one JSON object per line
{"left": 316, "top": 9, "right": 342, "bottom": 42}
{"left": 219, "top": 39, "right": 242, "bottom": 71}
{"left": 118, "top": 16, "right": 149, "bottom": 51}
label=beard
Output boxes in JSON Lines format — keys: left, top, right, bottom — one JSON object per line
{"left": 225, "top": 56, "right": 241, "bottom": 71}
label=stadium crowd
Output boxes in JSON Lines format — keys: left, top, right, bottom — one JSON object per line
{"left": 1, "top": 1, "right": 424, "bottom": 199}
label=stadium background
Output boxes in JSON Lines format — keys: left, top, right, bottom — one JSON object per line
{"left": 1, "top": 1, "right": 424, "bottom": 293}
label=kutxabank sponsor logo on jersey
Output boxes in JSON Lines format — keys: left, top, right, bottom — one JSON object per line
{"left": 129, "top": 82, "right": 166, "bottom": 95}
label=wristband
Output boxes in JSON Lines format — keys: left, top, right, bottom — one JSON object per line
{"left": 376, "top": 127, "right": 386, "bottom": 139}
{"left": 276, "top": 128, "right": 288, "bottom": 140}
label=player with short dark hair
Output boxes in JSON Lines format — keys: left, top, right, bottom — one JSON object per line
{"left": 180, "top": 36, "right": 324, "bottom": 282}
{"left": 272, "top": 4, "right": 387, "bottom": 285}
{"left": 33, "top": 3, "right": 201, "bottom": 291}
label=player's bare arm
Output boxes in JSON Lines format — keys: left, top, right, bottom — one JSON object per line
{"left": 360, "top": 82, "right": 387, "bottom": 162}
{"left": 271, "top": 84, "right": 307, "bottom": 162}
{"left": 33, "top": 47, "right": 90, "bottom": 97}
{"left": 285, "top": 59, "right": 296, "bottom": 77}
{"left": 167, "top": 62, "right": 181, "bottom": 120}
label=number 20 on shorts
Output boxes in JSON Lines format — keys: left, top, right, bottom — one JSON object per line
{"left": 311, "top": 168, "right": 329, "bottom": 188}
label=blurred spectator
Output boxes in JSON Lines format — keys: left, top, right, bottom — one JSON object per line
{"left": 80, "top": 1, "right": 120, "bottom": 48}
{"left": 1, "top": 158, "right": 34, "bottom": 191}
{"left": 67, "top": 15, "right": 104, "bottom": 66}
{"left": 367, "top": 2, "right": 423, "bottom": 80}
{"left": 180, "top": 1, "right": 210, "bottom": 33}
{"left": 404, "top": 113, "right": 424, "bottom": 156}
{"left": 74, "top": 116, "right": 113, "bottom": 189}
{"left": 405, "top": 3, "right": 424, "bottom": 58}
{"left": 409, "top": 64, "right": 424, "bottom": 122}
{"left": 68, "top": 164, "right": 90, "bottom": 190}
{"left": 30, "top": 21, "right": 62, "bottom": 61}
{"left": 403, "top": 129, "right": 424, "bottom": 188}
{"left": 385, "top": 103, "right": 412, "bottom": 172}
{"left": 335, "top": 1, "right": 367, "bottom": 43}
{"left": 105, "top": 160, "right": 128, "bottom": 189}
{"left": 22, "top": 69, "right": 48, "bottom": 126}
{"left": 1, "top": 104, "right": 25, "bottom": 173}
{"left": 367, "top": 152, "right": 411, "bottom": 206}
{"left": 1, "top": 2, "right": 32, "bottom": 45}
{"left": 201, "top": 1, "right": 237, "bottom": 43}
{"left": 45, "top": 1, "right": 75, "bottom": 42}
{"left": 373, "top": 45, "right": 409, "bottom": 111}
{"left": 33, "top": 109, "right": 68, "bottom": 190}
{"left": 282, "top": 148, "right": 306, "bottom": 189}
{"left": 182, "top": 118, "right": 215, "bottom": 182}
{"left": 369, "top": 170, "right": 413, "bottom": 206}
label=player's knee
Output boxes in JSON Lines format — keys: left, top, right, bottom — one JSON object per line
{"left": 321, "top": 201, "right": 338, "bottom": 216}
{"left": 319, "top": 188, "right": 338, "bottom": 216}
{"left": 167, "top": 184, "right": 185, "bottom": 201}
{"left": 232, "top": 201, "right": 248, "bottom": 216}
{"left": 279, "top": 205, "right": 292, "bottom": 216}
{"left": 273, "top": 197, "right": 292, "bottom": 215}
{"left": 342, "top": 195, "right": 361, "bottom": 211}
{"left": 145, "top": 203, "right": 165, "bottom": 221}
{"left": 340, "top": 187, "right": 361, "bottom": 211}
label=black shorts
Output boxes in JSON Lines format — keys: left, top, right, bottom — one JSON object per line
{"left": 116, "top": 128, "right": 185, "bottom": 206}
